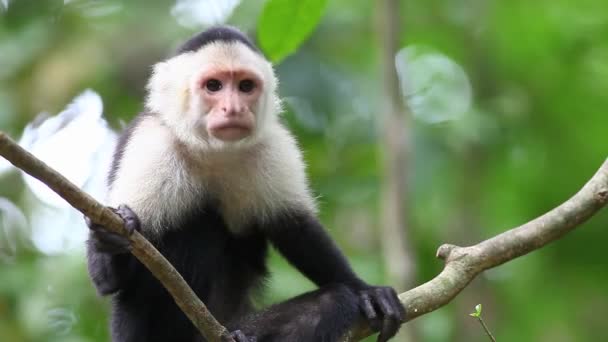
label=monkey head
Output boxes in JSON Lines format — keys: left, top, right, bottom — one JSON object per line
{"left": 146, "top": 28, "right": 280, "bottom": 150}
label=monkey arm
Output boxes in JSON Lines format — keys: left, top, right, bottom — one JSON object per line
{"left": 266, "top": 211, "right": 367, "bottom": 289}
{"left": 86, "top": 246, "right": 138, "bottom": 295}
{"left": 266, "top": 211, "right": 405, "bottom": 342}
{"left": 85, "top": 205, "right": 141, "bottom": 296}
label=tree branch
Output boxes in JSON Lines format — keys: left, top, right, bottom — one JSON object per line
{"left": 2, "top": 130, "right": 607, "bottom": 342}
{"left": 347, "top": 157, "right": 608, "bottom": 340}
{"left": 0, "top": 132, "right": 233, "bottom": 342}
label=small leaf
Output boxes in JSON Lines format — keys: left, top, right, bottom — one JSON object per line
{"left": 470, "top": 304, "right": 482, "bottom": 317}
{"left": 257, "top": 0, "right": 328, "bottom": 63}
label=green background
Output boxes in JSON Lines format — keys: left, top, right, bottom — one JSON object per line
{"left": 1, "top": 0, "right": 607, "bottom": 341}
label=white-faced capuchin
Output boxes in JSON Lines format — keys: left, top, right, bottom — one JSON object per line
{"left": 85, "top": 26, "right": 405, "bottom": 342}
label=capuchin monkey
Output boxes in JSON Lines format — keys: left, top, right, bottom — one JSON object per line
{"left": 85, "top": 26, "right": 405, "bottom": 342}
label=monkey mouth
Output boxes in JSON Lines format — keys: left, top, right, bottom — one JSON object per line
{"left": 213, "top": 122, "right": 249, "bottom": 130}
{"left": 209, "top": 122, "right": 252, "bottom": 141}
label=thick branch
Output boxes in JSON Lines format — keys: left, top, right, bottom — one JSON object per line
{"left": 348, "top": 158, "right": 608, "bottom": 340}
{"left": 0, "top": 132, "right": 232, "bottom": 342}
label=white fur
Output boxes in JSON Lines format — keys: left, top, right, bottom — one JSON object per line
{"left": 145, "top": 41, "right": 280, "bottom": 152}
{"left": 109, "top": 42, "right": 316, "bottom": 236}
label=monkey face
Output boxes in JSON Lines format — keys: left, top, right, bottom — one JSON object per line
{"left": 146, "top": 40, "right": 279, "bottom": 149}
{"left": 198, "top": 68, "right": 263, "bottom": 142}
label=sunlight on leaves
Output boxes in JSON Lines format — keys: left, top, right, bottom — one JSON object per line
{"left": 19, "top": 90, "right": 116, "bottom": 208}
{"left": 13, "top": 90, "right": 117, "bottom": 255}
{"left": 0, "top": 197, "right": 28, "bottom": 264}
{"left": 46, "top": 307, "right": 77, "bottom": 336}
{"left": 171, "top": 0, "right": 241, "bottom": 28}
{"left": 395, "top": 45, "right": 472, "bottom": 124}
{"left": 258, "top": 0, "right": 328, "bottom": 63}
{"left": 28, "top": 201, "right": 89, "bottom": 255}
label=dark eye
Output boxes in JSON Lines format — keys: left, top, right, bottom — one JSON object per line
{"left": 205, "top": 79, "right": 222, "bottom": 92}
{"left": 238, "top": 79, "right": 256, "bottom": 93}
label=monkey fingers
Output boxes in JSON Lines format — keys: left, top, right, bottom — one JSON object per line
{"left": 85, "top": 204, "right": 141, "bottom": 254}
{"left": 114, "top": 204, "right": 141, "bottom": 235}
{"left": 360, "top": 292, "right": 381, "bottom": 331}
{"left": 359, "top": 286, "right": 405, "bottom": 342}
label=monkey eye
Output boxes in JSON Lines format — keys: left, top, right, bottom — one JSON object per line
{"left": 205, "top": 79, "right": 222, "bottom": 92}
{"left": 238, "top": 79, "right": 256, "bottom": 93}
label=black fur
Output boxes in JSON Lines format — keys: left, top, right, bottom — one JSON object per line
{"left": 175, "top": 26, "right": 260, "bottom": 55}
{"left": 266, "top": 212, "right": 365, "bottom": 288}
{"left": 87, "top": 204, "right": 372, "bottom": 342}
{"left": 233, "top": 283, "right": 361, "bottom": 342}
{"left": 89, "top": 202, "right": 267, "bottom": 341}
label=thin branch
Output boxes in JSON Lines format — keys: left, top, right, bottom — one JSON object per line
{"left": 348, "top": 158, "right": 608, "bottom": 340}
{"left": 475, "top": 316, "right": 497, "bottom": 342}
{"left": 0, "top": 132, "right": 233, "bottom": 342}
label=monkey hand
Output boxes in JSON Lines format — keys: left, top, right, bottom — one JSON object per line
{"left": 222, "top": 330, "right": 256, "bottom": 342}
{"left": 85, "top": 204, "right": 141, "bottom": 254}
{"left": 359, "top": 285, "right": 405, "bottom": 342}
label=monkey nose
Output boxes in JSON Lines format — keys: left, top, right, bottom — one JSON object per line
{"left": 222, "top": 104, "right": 244, "bottom": 116}
{"left": 222, "top": 106, "right": 236, "bottom": 116}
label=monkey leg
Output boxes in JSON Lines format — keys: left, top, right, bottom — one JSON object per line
{"left": 228, "top": 283, "right": 360, "bottom": 342}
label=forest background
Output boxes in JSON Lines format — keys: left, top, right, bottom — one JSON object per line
{"left": 0, "top": 1, "right": 607, "bottom": 341}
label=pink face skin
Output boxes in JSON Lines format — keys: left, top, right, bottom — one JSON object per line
{"left": 199, "top": 68, "right": 263, "bottom": 142}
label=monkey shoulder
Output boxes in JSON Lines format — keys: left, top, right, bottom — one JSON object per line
{"left": 108, "top": 114, "right": 204, "bottom": 234}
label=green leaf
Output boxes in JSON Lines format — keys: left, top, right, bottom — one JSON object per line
{"left": 257, "top": 0, "right": 328, "bottom": 63}
{"left": 470, "top": 304, "right": 482, "bottom": 317}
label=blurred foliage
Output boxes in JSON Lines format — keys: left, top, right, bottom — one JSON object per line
{"left": 0, "top": 0, "right": 607, "bottom": 341}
